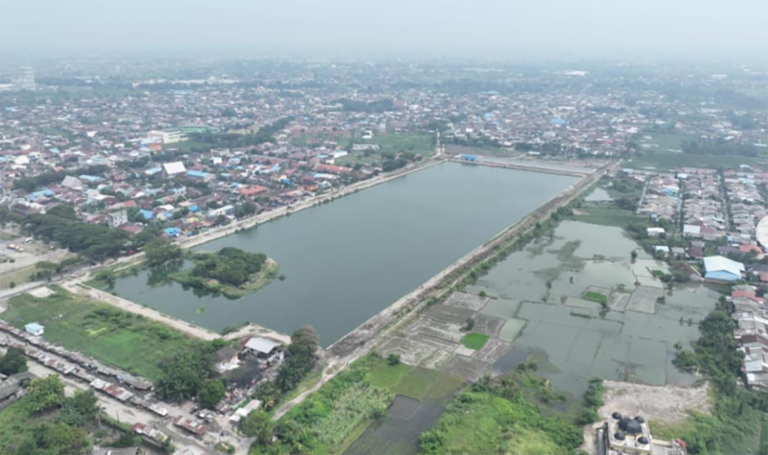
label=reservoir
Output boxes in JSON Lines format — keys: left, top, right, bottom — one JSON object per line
{"left": 111, "top": 163, "right": 579, "bottom": 346}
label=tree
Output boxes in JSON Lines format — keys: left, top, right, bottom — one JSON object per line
{"left": 275, "top": 326, "right": 319, "bottom": 392}
{"left": 27, "top": 375, "right": 65, "bottom": 412}
{"left": 36, "top": 422, "right": 90, "bottom": 454}
{"left": 58, "top": 390, "right": 100, "bottom": 427}
{"left": 241, "top": 410, "right": 273, "bottom": 446}
{"left": 9, "top": 281, "right": 15, "bottom": 289}
{"left": 631, "top": 250, "right": 638, "bottom": 261}
{"left": 215, "top": 215, "right": 231, "bottom": 226}
{"left": 199, "top": 379, "right": 225, "bottom": 409}
{"left": 144, "top": 236, "right": 182, "bottom": 267}
{"left": 0, "top": 347, "right": 27, "bottom": 375}
{"left": 387, "top": 353, "right": 401, "bottom": 366}
{"left": 110, "top": 431, "right": 142, "bottom": 448}
{"left": 154, "top": 347, "right": 213, "bottom": 402}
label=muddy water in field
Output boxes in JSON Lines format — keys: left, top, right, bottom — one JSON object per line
{"left": 467, "top": 221, "right": 719, "bottom": 397}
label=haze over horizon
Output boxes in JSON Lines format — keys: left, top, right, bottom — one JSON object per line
{"left": 1, "top": 0, "right": 767, "bottom": 62}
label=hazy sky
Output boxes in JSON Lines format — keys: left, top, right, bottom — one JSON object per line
{"left": 1, "top": 0, "right": 766, "bottom": 61}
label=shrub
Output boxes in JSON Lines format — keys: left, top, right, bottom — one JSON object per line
{"left": 386, "top": 353, "right": 401, "bottom": 366}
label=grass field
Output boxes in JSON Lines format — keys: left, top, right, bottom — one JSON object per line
{"left": 583, "top": 291, "right": 608, "bottom": 304}
{"left": 2, "top": 287, "right": 201, "bottom": 380}
{"left": 0, "top": 396, "right": 58, "bottom": 451}
{"left": 0, "top": 264, "right": 36, "bottom": 290}
{"left": 253, "top": 355, "right": 466, "bottom": 455}
{"left": 566, "top": 205, "right": 647, "bottom": 229}
{"left": 421, "top": 373, "right": 585, "bottom": 455}
{"left": 461, "top": 333, "right": 490, "bottom": 350}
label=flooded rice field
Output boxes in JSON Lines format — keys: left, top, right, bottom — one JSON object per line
{"left": 465, "top": 220, "right": 719, "bottom": 397}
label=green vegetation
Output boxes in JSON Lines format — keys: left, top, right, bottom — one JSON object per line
{"left": 628, "top": 151, "right": 762, "bottom": 171}
{"left": 242, "top": 410, "right": 274, "bottom": 446}
{"left": 0, "top": 347, "right": 28, "bottom": 375}
{"left": 671, "top": 296, "right": 768, "bottom": 454}
{"left": 583, "top": 291, "right": 608, "bottom": 304}
{"left": 460, "top": 332, "right": 490, "bottom": 350}
{"left": 171, "top": 248, "right": 278, "bottom": 298}
{"left": 332, "top": 98, "right": 393, "bottom": 113}
{"left": 29, "top": 256, "right": 83, "bottom": 282}
{"left": 27, "top": 375, "right": 65, "bottom": 413}
{"left": 199, "top": 379, "right": 226, "bottom": 409}
{"left": 12, "top": 164, "right": 109, "bottom": 193}
{"left": 565, "top": 205, "right": 645, "bottom": 228}
{"left": 251, "top": 353, "right": 464, "bottom": 455}
{"left": 0, "top": 397, "right": 88, "bottom": 455}
{"left": 3, "top": 287, "right": 202, "bottom": 380}
{"left": 9, "top": 209, "right": 130, "bottom": 261}
{"left": 419, "top": 372, "right": 583, "bottom": 455}
{"left": 188, "top": 117, "right": 293, "bottom": 150}
{"left": 0, "top": 378, "right": 103, "bottom": 455}
{"left": 392, "top": 367, "right": 464, "bottom": 401}
{"left": 576, "top": 379, "right": 605, "bottom": 425}
{"left": 336, "top": 133, "right": 434, "bottom": 168}
{"left": 0, "top": 397, "right": 53, "bottom": 452}
{"left": 275, "top": 326, "right": 320, "bottom": 393}
{"left": 144, "top": 236, "right": 182, "bottom": 267}
{"left": 682, "top": 138, "right": 759, "bottom": 157}
{"left": 252, "top": 354, "right": 393, "bottom": 455}
{"left": 215, "top": 441, "right": 236, "bottom": 454}
{"left": 154, "top": 340, "right": 223, "bottom": 402}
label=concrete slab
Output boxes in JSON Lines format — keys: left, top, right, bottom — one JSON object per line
{"left": 411, "top": 334, "right": 459, "bottom": 351}
{"left": 636, "top": 275, "right": 663, "bottom": 289}
{"left": 610, "top": 292, "right": 631, "bottom": 312}
{"left": 472, "top": 314, "right": 506, "bottom": 337}
{"left": 444, "top": 292, "right": 489, "bottom": 311}
{"left": 442, "top": 355, "right": 490, "bottom": 383}
{"left": 626, "top": 286, "right": 662, "bottom": 314}
{"left": 407, "top": 318, "right": 464, "bottom": 343}
{"left": 472, "top": 338, "right": 511, "bottom": 364}
{"left": 454, "top": 345, "right": 476, "bottom": 357}
{"left": 420, "top": 349, "right": 454, "bottom": 370}
{"left": 498, "top": 318, "right": 526, "bottom": 342}
{"left": 27, "top": 287, "right": 55, "bottom": 298}
{"left": 480, "top": 298, "right": 521, "bottom": 319}
{"left": 379, "top": 337, "right": 437, "bottom": 366}
{"left": 565, "top": 296, "right": 604, "bottom": 310}
{"left": 425, "top": 304, "right": 476, "bottom": 325}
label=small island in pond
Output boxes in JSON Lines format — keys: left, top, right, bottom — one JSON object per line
{"left": 171, "top": 247, "right": 279, "bottom": 299}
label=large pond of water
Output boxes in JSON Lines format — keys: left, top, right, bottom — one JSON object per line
{"left": 111, "top": 163, "right": 579, "bottom": 346}
{"left": 467, "top": 220, "right": 720, "bottom": 396}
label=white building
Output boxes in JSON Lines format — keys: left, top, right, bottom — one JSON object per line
{"left": 149, "top": 129, "right": 186, "bottom": 144}
{"left": 162, "top": 161, "right": 186, "bottom": 177}
{"left": 24, "top": 323, "right": 44, "bottom": 336}
{"left": 244, "top": 337, "right": 284, "bottom": 365}
{"left": 61, "top": 175, "right": 84, "bottom": 190}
